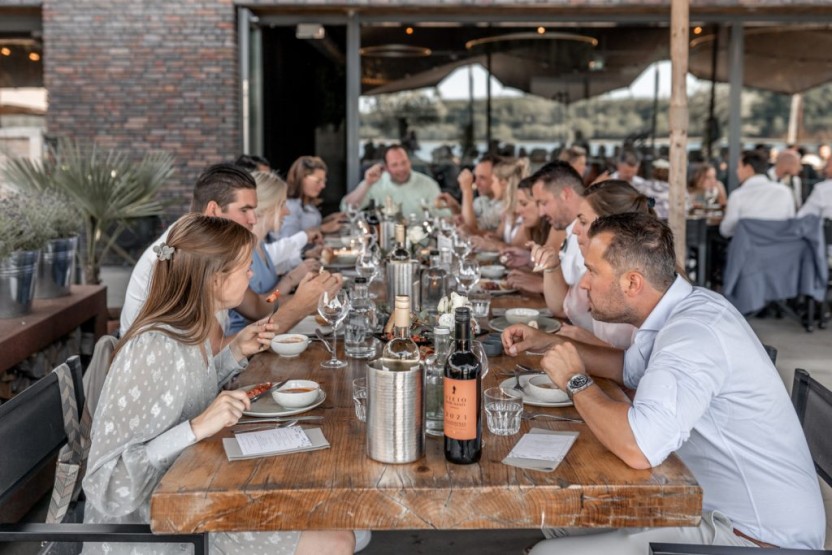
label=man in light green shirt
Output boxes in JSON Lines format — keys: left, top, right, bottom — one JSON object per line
{"left": 342, "top": 144, "right": 443, "bottom": 218}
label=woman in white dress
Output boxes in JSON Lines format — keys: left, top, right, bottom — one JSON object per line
{"left": 82, "top": 213, "right": 354, "bottom": 555}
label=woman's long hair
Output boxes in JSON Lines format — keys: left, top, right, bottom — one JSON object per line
{"left": 688, "top": 163, "right": 714, "bottom": 194}
{"left": 285, "top": 155, "right": 327, "bottom": 206}
{"left": 493, "top": 157, "right": 529, "bottom": 215}
{"left": 252, "top": 171, "right": 288, "bottom": 239}
{"left": 115, "top": 214, "right": 256, "bottom": 358}
{"left": 583, "top": 179, "right": 656, "bottom": 218}
{"left": 517, "top": 175, "right": 550, "bottom": 244}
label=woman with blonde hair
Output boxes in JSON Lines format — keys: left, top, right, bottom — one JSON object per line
{"left": 227, "top": 171, "right": 324, "bottom": 334}
{"left": 279, "top": 155, "right": 342, "bottom": 239}
{"left": 82, "top": 213, "right": 354, "bottom": 555}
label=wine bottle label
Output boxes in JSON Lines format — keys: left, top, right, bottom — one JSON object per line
{"left": 443, "top": 378, "right": 477, "bottom": 440}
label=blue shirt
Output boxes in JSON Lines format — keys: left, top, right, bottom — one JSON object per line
{"left": 624, "top": 276, "right": 825, "bottom": 549}
{"left": 278, "top": 198, "right": 321, "bottom": 239}
{"left": 227, "top": 244, "right": 277, "bottom": 335}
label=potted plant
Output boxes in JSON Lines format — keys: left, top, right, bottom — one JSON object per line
{"left": 34, "top": 193, "right": 82, "bottom": 298}
{"left": 0, "top": 192, "right": 50, "bottom": 317}
{"left": 3, "top": 138, "right": 173, "bottom": 284}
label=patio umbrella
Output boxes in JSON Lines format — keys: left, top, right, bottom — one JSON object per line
{"left": 689, "top": 26, "right": 832, "bottom": 94}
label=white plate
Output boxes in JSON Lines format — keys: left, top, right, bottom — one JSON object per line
{"left": 286, "top": 315, "right": 332, "bottom": 336}
{"left": 499, "top": 376, "right": 573, "bottom": 408}
{"left": 241, "top": 385, "right": 327, "bottom": 417}
{"left": 489, "top": 316, "right": 561, "bottom": 334}
{"left": 476, "top": 279, "right": 517, "bottom": 296}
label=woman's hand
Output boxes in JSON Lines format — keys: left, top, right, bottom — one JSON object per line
{"left": 231, "top": 317, "right": 278, "bottom": 359}
{"left": 321, "top": 219, "right": 342, "bottom": 234}
{"left": 322, "top": 211, "right": 344, "bottom": 224}
{"left": 190, "top": 390, "right": 250, "bottom": 441}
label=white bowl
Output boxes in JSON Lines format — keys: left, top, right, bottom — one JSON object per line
{"left": 476, "top": 251, "right": 500, "bottom": 263}
{"left": 480, "top": 264, "right": 506, "bottom": 279}
{"left": 505, "top": 308, "right": 540, "bottom": 325}
{"left": 270, "top": 334, "right": 310, "bottom": 357}
{"left": 273, "top": 379, "right": 320, "bottom": 408}
{"left": 527, "top": 375, "right": 570, "bottom": 403}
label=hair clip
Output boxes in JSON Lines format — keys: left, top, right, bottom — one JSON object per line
{"left": 153, "top": 242, "right": 175, "bottom": 261}
{"left": 647, "top": 197, "right": 656, "bottom": 208}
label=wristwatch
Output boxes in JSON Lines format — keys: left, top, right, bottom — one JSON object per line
{"left": 565, "top": 373, "right": 594, "bottom": 399}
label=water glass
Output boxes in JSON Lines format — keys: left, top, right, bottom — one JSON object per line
{"left": 484, "top": 387, "right": 523, "bottom": 436}
{"left": 469, "top": 292, "right": 491, "bottom": 318}
{"left": 352, "top": 377, "right": 368, "bottom": 422}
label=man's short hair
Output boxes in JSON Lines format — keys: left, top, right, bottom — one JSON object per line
{"left": 740, "top": 150, "right": 769, "bottom": 175}
{"left": 530, "top": 160, "right": 585, "bottom": 195}
{"left": 234, "top": 154, "right": 270, "bottom": 172}
{"left": 383, "top": 144, "right": 408, "bottom": 165}
{"left": 477, "top": 153, "right": 502, "bottom": 168}
{"left": 588, "top": 212, "right": 676, "bottom": 292}
{"left": 618, "top": 149, "right": 641, "bottom": 167}
{"left": 191, "top": 163, "right": 257, "bottom": 213}
{"left": 558, "top": 146, "right": 587, "bottom": 164}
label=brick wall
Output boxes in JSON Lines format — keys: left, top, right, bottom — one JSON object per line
{"left": 42, "top": 0, "right": 240, "bottom": 217}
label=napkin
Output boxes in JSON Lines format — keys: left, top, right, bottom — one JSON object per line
{"left": 502, "top": 428, "right": 578, "bottom": 472}
{"left": 223, "top": 427, "right": 330, "bottom": 461}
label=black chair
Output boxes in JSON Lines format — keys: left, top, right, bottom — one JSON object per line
{"left": 0, "top": 356, "right": 208, "bottom": 554}
{"left": 686, "top": 218, "right": 708, "bottom": 287}
{"left": 650, "top": 367, "right": 832, "bottom": 554}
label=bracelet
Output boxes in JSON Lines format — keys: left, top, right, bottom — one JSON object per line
{"left": 543, "top": 265, "right": 561, "bottom": 274}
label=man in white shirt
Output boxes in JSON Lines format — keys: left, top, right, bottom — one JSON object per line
{"left": 437, "top": 154, "right": 504, "bottom": 232}
{"left": 341, "top": 144, "right": 442, "bottom": 219}
{"left": 503, "top": 212, "right": 826, "bottom": 552}
{"left": 767, "top": 149, "right": 803, "bottom": 209}
{"left": 610, "top": 149, "right": 650, "bottom": 195}
{"left": 720, "top": 150, "right": 795, "bottom": 237}
{"left": 121, "top": 163, "right": 339, "bottom": 343}
{"left": 798, "top": 156, "right": 832, "bottom": 220}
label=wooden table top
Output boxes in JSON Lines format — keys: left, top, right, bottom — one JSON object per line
{"left": 150, "top": 293, "right": 702, "bottom": 534}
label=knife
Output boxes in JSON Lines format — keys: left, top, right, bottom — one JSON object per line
{"left": 249, "top": 379, "right": 290, "bottom": 403}
{"left": 236, "top": 415, "right": 324, "bottom": 425}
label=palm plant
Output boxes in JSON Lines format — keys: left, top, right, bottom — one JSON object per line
{"left": 3, "top": 138, "right": 174, "bottom": 284}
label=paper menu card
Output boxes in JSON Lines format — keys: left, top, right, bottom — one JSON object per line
{"left": 223, "top": 427, "right": 330, "bottom": 461}
{"left": 502, "top": 428, "right": 578, "bottom": 472}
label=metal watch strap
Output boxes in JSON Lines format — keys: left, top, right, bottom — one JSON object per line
{"left": 566, "top": 374, "right": 594, "bottom": 400}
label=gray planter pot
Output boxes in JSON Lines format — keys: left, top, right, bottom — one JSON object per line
{"left": 35, "top": 236, "right": 79, "bottom": 299}
{"left": 0, "top": 250, "right": 41, "bottom": 318}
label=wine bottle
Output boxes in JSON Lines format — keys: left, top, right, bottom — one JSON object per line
{"left": 380, "top": 295, "right": 420, "bottom": 372}
{"left": 443, "top": 306, "right": 482, "bottom": 464}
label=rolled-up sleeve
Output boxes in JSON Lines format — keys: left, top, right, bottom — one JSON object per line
{"left": 627, "top": 322, "right": 727, "bottom": 467}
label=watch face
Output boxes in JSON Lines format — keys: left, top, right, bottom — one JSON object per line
{"left": 569, "top": 374, "right": 590, "bottom": 389}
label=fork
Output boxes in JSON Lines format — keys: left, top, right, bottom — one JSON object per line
{"left": 232, "top": 420, "right": 299, "bottom": 433}
{"left": 315, "top": 328, "right": 334, "bottom": 354}
{"left": 512, "top": 371, "right": 526, "bottom": 393}
{"left": 521, "top": 412, "right": 584, "bottom": 424}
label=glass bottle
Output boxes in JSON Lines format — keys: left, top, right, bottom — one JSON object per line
{"left": 380, "top": 295, "right": 420, "bottom": 372}
{"left": 420, "top": 250, "right": 447, "bottom": 315}
{"left": 443, "top": 307, "right": 483, "bottom": 464}
{"left": 388, "top": 223, "right": 410, "bottom": 262}
{"left": 344, "top": 277, "right": 378, "bottom": 359}
{"left": 425, "top": 326, "right": 451, "bottom": 437}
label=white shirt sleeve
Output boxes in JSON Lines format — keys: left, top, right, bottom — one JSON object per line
{"left": 719, "top": 190, "right": 741, "bottom": 237}
{"left": 263, "top": 232, "right": 307, "bottom": 275}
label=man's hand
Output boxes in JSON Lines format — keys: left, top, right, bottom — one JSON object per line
{"left": 529, "top": 242, "right": 560, "bottom": 272}
{"left": 458, "top": 168, "right": 474, "bottom": 195}
{"left": 500, "top": 246, "right": 532, "bottom": 269}
{"left": 540, "top": 342, "right": 586, "bottom": 390}
{"left": 501, "top": 323, "right": 559, "bottom": 356}
{"left": 364, "top": 163, "right": 384, "bottom": 187}
{"left": 303, "top": 244, "right": 323, "bottom": 260}
{"left": 435, "top": 192, "right": 461, "bottom": 214}
{"left": 305, "top": 229, "right": 323, "bottom": 244}
{"left": 285, "top": 259, "right": 321, "bottom": 288}
{"left": 291, "top": 271, "right": 342, "bottom": 315}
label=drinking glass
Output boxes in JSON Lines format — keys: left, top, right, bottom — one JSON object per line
{"left": 317, "top": 290, "right": 351, "bottom": 369}
{"left": 352, "top": 377, "right": 368, "bottom": 422}
{"left": 469, "top": 292, "right": 491, "bottom": 318}
{"left": 484, "top": 387, "right": 523, "bottom": 436}
{"left": 454, "top": 258, "right": 481, "bottom": 296}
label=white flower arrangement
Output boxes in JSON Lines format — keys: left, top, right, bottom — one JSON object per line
{"left": 436, "top": 292, "right": 480, "bottom": 333}
{"left": 407, "top": 225, "right": 428, "bottom": 246}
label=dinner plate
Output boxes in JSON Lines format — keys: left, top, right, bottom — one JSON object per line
{"left": 499, "top": 376, "right": 573, "bottom": 408}
{"left": 476, "top": 279, "right": 517, "bottom": 296}
{"left": 287, "top": 315, "right": 332, "bottom": 336}
{"left": 241, "top": 385, "right": 327, "bottom": 417}
{"left": 488, "top": 316, "right": 561, "bottom": 334}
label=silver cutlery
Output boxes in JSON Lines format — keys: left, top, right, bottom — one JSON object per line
{"left": 236, "top": 415, "right": 324, "bottom": 425}
{"left": 232, "top": 420, "right": 299, "bottom": 433}
{"left": 249, "top": 379, "right": 289, "bottom": 403}
{"left": 522, "top": 412, "right": 584, "bottom": 424}
{"left": 315, "top": 328, "right": 334, "bottom": 354}
{"left": 512, "top": 371, "right": 526, "bottom": 393}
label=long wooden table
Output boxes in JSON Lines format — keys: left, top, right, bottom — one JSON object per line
{"left": 150, "top": 294, "right": 702, "bottom": 534}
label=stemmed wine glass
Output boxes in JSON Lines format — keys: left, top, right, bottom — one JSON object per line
{"left": 345, "top": 202, "right": 361, "bottom": 232}
{"left": 317, "top": 290, "right": 351, "bottom": 369}
{"left": 451, "top": 232, "right": 472, "bottom": 260}
{"left": 454, "top": 258, "right": 481, "bottom": 296}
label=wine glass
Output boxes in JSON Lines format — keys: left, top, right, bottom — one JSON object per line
{"left": 451, "top": 232, "right": 472, "bottom": 260}
{"left": 317, "top": 290, "right": 351, "bottom": 369}
{"left": 355, "top": 247, "right": 381, "bottom": 285}
{"left": 455, "top": 258, "right": 481, "bottom": 296}
{"left": 345, "top": 202, "right": 361, "bottom": 232}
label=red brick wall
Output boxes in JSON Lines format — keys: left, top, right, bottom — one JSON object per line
{"left": 42, "top": 0, "right": 240, "bottom": 216}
